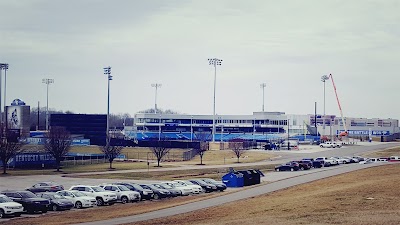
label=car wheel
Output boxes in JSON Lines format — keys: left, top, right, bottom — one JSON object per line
{"left": 52, "top": 204, "right": 58, "bottom": 211}
{"left": 290, "top": 168, "right": 294, "bottom": 172}
{"left": 0, "top": 209, "right": 4, "bottom": 218}
{"left": 96, "top": 197, "right": 104, "bottom": 206}
{"left": 153, "top": 193, "right": 160, "bottom": 200}
{"left": 75, "top": 201, "right": 83, "bottom": 209}
{"left": 300, "top": 166, "right": 304, "bottom": 171}
{"left": 276, "top": 168, "right": 280, "bottom": 172}
{"left": 121, "top": 196, "right": 128, "bottom": 204}
{"left": 320, "top": 145, "right": 323, "bottom": 148}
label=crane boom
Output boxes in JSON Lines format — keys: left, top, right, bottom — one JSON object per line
{"left": 328, "top": 74, "right": 348, "bottom": 136}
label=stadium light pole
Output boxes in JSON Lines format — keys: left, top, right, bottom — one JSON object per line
{"left": 208, "top": 58, "right": 222, "bottom": 142}
{"left": 287, "top": 118, "right": 290, "bottom": 150}
{"left": 321, "top": 75, "right": 329, "bottom": 135}
{"left": 42, "top": 78, "right": 54, "bottom": 131}
{"left": 151, "top": 83, "right": 162, "bottom": 114}
{"left": 103, "top": 66, "right": 112, "bottom": 144}
{"left": 260, "top": 83, "right": 266, "bottom": 112}
{"left": 158, "top": 114, "right": 161, "bottom": 141}
{"left": 0, "top": 63, "right": 7, "bottom": 125}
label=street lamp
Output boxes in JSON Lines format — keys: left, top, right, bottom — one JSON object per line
{"left": 260, "top": 83, "right": 266, "bottom": 112}
{"left": 42, "top": 78, "right": 54, "bottom": 131}
{"left": 151, "top": 83, "right": 162, "bottom": 114}
{"left": 103, "top": 66, "right": 112, "bottom": 144}
{"left": 208, "top": 58, "right": 222, "bottom": 142}
{"left": 321, "top": 75, "right": 330, "bottom": 135}
{"left": 0, "top": 63, "right": 9, "bottom": 125}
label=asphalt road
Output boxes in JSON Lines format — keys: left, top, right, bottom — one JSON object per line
{"left": 75, "top": 162, "right": 392, "bottom": 225}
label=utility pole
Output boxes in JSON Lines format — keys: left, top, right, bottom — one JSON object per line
{"left": 208, "top": 58, "right": 223, "bottom": 142}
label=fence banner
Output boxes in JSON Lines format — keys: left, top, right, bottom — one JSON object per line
{"left": 24, "top": 138, "right": 90, "bottom": 146}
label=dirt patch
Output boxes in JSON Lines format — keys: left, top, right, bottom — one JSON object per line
{"left": 132, "top": 164, "right": 400, "bottom": 225}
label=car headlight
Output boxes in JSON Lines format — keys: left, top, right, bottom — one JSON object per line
{"left": 104, "top": 195, "right": 109, "bottom": 197}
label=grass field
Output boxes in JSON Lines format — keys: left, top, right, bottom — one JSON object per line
{"left": 2, "top": 164, "right": 399, "bottom": 225}
{"left": 363, "top": 146, "right": 400, "bottom": 158}
{"left": 72, "top": 164, "right": 276, "bottom": 180}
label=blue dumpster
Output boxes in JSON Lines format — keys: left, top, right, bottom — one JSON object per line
{"left": 237, "top": 170, "right": 253, "bottom": 186}
{"left": 222, "top": 172, "right": 244, "bottom": 187}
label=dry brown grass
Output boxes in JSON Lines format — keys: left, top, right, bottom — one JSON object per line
{"left": 3, "top": 165, "right": 399, "bottom": 225}
{"left": 133, "top": 164, "right": 400, "bottom": 225}
{"left": 363, "top": 146, "right": 400, "bottom": 158}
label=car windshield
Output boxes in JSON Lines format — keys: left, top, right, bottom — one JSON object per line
{"left": 172, "top": 183, "right": 185, "bottom": 187}
{"left": 0, "top": 196, "right": 13, "bottom": 203}
{"left": 180, "top": 181, "right": 192, "bottom": 185}
{"left": 130, "top": 183, "right": 144, "bottom": 190}
{"left": 159, "top": 184, "right": 173, "bottom": 189}
{"left": 20, "top": 192, "right": 37, "bottom": 198}
{"left": 91, "top": 187, "right": 105, "bottom": 192}
{"left": 192, "top": 180, "right": 207, "bottom": 185}
{"left": 118, "top": 186, "right": 130, "bottom": 191}
{"left": 73, "top": 192, "right": 86, "bottom": 197}
{"left": 52, "top": 194, "right": 65, "bottom": 199}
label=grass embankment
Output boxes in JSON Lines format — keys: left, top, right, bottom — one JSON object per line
{"left": 72, "top": 164, "right": 276, "bottom": 180}
{"left": 363, "top": 146, "right": 400, "bottom": 158}
{"left": 3, "top": 164, "right": 399, "bottom": 225}
{"left": 134, "top": 164, "right": 400, "bottom": 225}
{"left": 5, "top": 146, "right": 272, "bottom": 176}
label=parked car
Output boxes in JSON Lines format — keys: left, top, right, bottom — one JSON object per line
{"left": 100, "top": 184, "right": 141, "bottom": 203}
{"left": 1, "top": 190, "right": 49, "bottom": 213}
{"left": 26, "top": 182, "right": 64, "bottom": 193}
{"left": 352, "top": 156, "right": 365, "bottom": 162}
{"left": 139, "top": 184, "right": 171, "bottom": 200}
{"left": 151, "top": 183, "right": 180, "bottom": 196}
{"left": 200, "top": 179, "right": 227, "bottom": 191}
{"left": 292, "top": 160, "right": 312, "bottom": 170}
{"left": 113, "top": 182, "right": 154, "bottom": 200}
{"left": 389, "top": 156, "right": 400, "bottom": 162}
{"left": 69, "top": 185, "right": 117, "bottom": 206}
{"left": 161, "top": 182, "right": 193, "bottom": 196}
{"left": 302, "top": 158, "right": 324, "bottom": 168}
{"left": 35, "top": 192, "right": 74, "bottom": 211}
{"left": 0, "top": 194, "right": 24, "bottom": 218}
{"left": 56, "top": 190, "right": 97, "bottom": 209}
{"left": 275, "top": 162, "right": 300, "bottom": 171}
{"left": 331, "top": 157, "right": 351, "bottom": 164}
{"left": 188, "top": 179, "right": 217, "bottom": 192}
{"left": 173, "top": 180, "right": 204, "bottom": 194}
{"left": 320, "top": 142, "right": 337, "bottom": 148}
{"left": 314, "top": 157, "right": 338, "bottom": 166}
{"left": 344, "top": 156, "right": 359, "bottom": 163}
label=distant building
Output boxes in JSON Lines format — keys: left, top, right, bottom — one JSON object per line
{"left": 50, "top": 114, "right": 106, "bottom": 145}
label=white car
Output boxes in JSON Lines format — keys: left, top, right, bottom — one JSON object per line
{"left": 161, "top": 181, "right": 193, "bottom": 196}
{"left": 173, "top": 180, "right": 204, "bottom": 194}
{"left": 331, "top": 157, "right": 351, "bottom": 164}
{"left": 359, "top": 158, "right": 383, "bottom": 164}
{"left": 100, "top": 184, "right": 141, "bottom": 203}
{"left": 69, "top": 185, "right": 117, "bottom": 206}
{"left": 56, "top": 190, "right": 97, "bottom": 209}
{"left": 0, "top": 194, "right": 24, "bottom": 218}
{"left": 315, "top": 157, "right": 339, "bottom": 166}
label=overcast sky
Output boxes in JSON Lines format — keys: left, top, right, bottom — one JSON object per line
{"left": 1, "top": 0, "right": 399, "bottom": 119}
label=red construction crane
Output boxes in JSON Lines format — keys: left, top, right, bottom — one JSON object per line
{"left": 329, "top": 74, "right": 348, "bottom": 136}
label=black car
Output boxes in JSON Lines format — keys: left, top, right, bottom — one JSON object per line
{"left": 139, "top": 184, "right": 171, "bottom": 200}
{"left": 35, "top": 192, "right": 74, "bottom": 211}
{"left": 151, "top": 184, "right": 180, "bottom": 197}
{"left": 114, "top": 183, "right": 154, "bottom": 200}
{"left": 1, "top": 190, "right": 50, "bottom": 213}
{"left": 275, "top": 162, "right": 300, "bottom": 171}
{"left": 293, "top": 160, "right": 312, "bottom": 170}
{"left": 302, "top": 158, "right": 324, "bottom": 168}
{"left": 201, "top": 178, "right": 227, "bottom": 191}
{"left": 188, "top": 179, "right": 217, "bottom": 192}
{"left": 26, "top": 182, "right": 64, "bottom": 193}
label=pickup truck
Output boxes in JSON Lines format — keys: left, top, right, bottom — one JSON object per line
{"left": 314, "top": 157, "right": 339, "bottom": 166}
{"left": 320, "top": 142, "right": 342, "bottom": 148}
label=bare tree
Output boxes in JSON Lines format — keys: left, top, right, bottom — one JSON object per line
{"left": 100, "top": 144, "right": 124, "bottom": 169}
{"left": 151, "top": 140, "right": 171, "bottom": 167}
{"left": 44, "top": 126, "right": 72, "bottom": 172}
{"left": 229, "top": 140, "right": 247, "bottom": 163}
{"left": 0, "top": 127, "right": 24, "bottom": 174}
{"left": 194, "top": 132, "right": 211, "bottom": 165}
